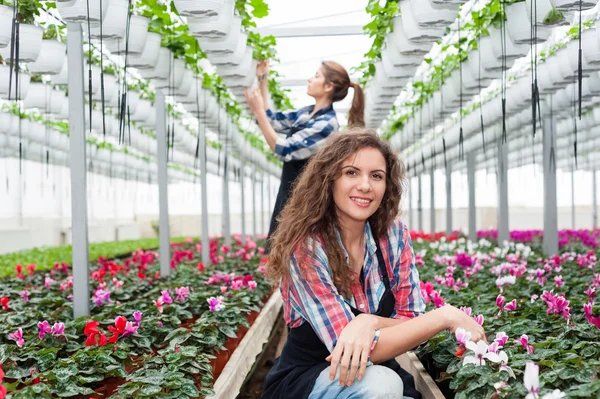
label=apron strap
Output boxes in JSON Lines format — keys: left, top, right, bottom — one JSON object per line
{"left": 374, "top": 239, "right": 391, "bottom": 291}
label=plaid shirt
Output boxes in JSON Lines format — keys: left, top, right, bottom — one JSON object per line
{"left": 265, "top": 105, "right": 339, "bottom": 162}
{"left": 281, "top": 218, "right": 425, "bottom": 353}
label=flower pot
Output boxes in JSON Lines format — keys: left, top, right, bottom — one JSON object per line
{"left": 57, "top": 0, "right": 105, "bottom": 23}
{"left": 28, "top": 39, "right": 67, "bottom": 75}
{"left": 0, "top": 5, "right": 12, "bottom": 48}
{"left": 0, "top": 24, "right": 43, "bottom": 62}
{"left": 51, "top": 59, "right": 69, "bottom": 85}
{"left": 207, "top": 38, "right": 248, "bottom": 66}
{"left": 138, "top": 47, "right": 171, "bottom": 80}
{"left": 400, "top": 0, "right": 445, "bottom": 43}
{"left": 104, "top": 16, "right": 149, "bottom": 54}
{"left": 582, "top": 28, "right": 600, "bottom": 65}
{"left": 84, "top": 64, "right": 103, "bottom": 95}
{"left": 174, "top": 68, "right": 194, "bottom": 97}
{"left": 411, "top": 0, "right": 459, "bottom": 28}
{"left": 387, "top": 18, "right": 431, "bottom": 57}
{"left": 488, "top": 26, "right": 528, "bottom": 62}
{"left": 153, "top": 57, "right": 186, "bottom": 89}
{"left": 0, "top": 113, "right": 18, "bottom": 135}
{"left": 217, "top": 48, "right": 254, "bottom": 78}
{"left": 525, "top": 0, "right": 557, "bottom": 26}
{"left": 173, "top": 0, "right": 225, "bottom": 18}
{"left": 188, "top": 0, "right": 234, "bottom": 38}
{"left": 89, "top": 0, "right": 129, "bottom": 40}
{"left": 550, "top": 0, "right": 598, "bottom": 11}
{"left": 0, "top": 64, "right": 31, "bottom": 99}
{"left": 200, "top": 16, "right": 242, "bottom": 54}
{"left": 223, "top": 69, "right": 256, "bottom": 88}
{"left": 506, "top": 2, "right": 552, "bottom": 45}
{"left": 127, "top": 32, "right": 162, "bottom": 70}
{"left": 91, "top": 73, "right": 119, "bottom": 107}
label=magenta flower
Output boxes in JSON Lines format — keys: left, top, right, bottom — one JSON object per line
{"left": 231, "top": 280, "right": 243, "bottom": 290}
{"left": 92, "top": 288, "right": 111, "bottom": 307}
{"left": 20, "top": 290, "right": 29, "bottom": 303}
{"left": 455, "top": 327, "right": 471, "bottom": 346}
{"left": 496, "top": 295, "right": 506, "bottom": 314}
{"left": 515, "top": 334, "right": 529, "bottom": 348}
{"left": 473, "top": 314, "right": 484, "bottom": 326}
{"left": 554, "top": 275, "right": 564, "bottom": 288}
{"left": 220, "top": 285, "right": 228, "bottom": 294}
{"left": 133, "top": 311, "right": 142, "bottom": 326}
{"left": 585, "top": 287, "right": 596, "bottom": 303}
{"left": 44, "top": 276, "right": 56, "bottom": 289}
{"left": 460, "top": 307, "right": 472, "bottom": 316}
{"left": 541, "top": 291, "right": 571, "bottom": 321}
{"left": 431, "top": 291, "right": 445, "bottom": 308}
{"left": 494, "top": 332, "right": 508, "bottom": 348}
{"left": 37, "top": 321, "right": 52, "bottom": 340}
{"left": 123, "top": 321, "right": 139, "bottom": 337}
{"left": 504, "top": 299, "right": 517, "bottom": 312}
{"left": 207, "top": 296, "right": 224, "bottom": 312}
{"left": 584, "top": 302, "right": 593, "bottom": 319}
{"left": 248, "top": 280, "right": 257, "bottom": 290}
{"left": 175, "top": 286, "right": 190, "bottom": 302}
{"left": 9, "top": 328, "right": 24, "bottom": 347}
{"left": 154, "top": 297, "right": 164, "bottom": 313}
{"left": 161, "top": 290, "right": 173, "bottom": 305}
{"left": 51, "top": 322, "right": 65, "bottom": 337}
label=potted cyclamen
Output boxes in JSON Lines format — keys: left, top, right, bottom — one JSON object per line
{"left": 27, "top": 24, "right": 67, "bottom": 75}
{"left": 188, "top": 0, "right": 234, "bottom": 38}
{"left": 0, "top": 0, "right": 43, "bottom": 63}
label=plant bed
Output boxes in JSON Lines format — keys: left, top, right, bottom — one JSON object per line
{"left": 0, "top": 236, "right": 272, "bottom": 398}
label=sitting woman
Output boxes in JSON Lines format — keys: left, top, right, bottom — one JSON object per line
{"left": 263, "top": 130, "right": 485, "bottom": 399}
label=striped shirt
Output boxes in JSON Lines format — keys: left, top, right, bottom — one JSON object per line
{"left": 265, "top": 105, "right": 339, "bottom": 162}
{"left": 280, "top": 218, "right": 425, "bottom": 353}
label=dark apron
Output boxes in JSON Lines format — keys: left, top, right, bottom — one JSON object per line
{"left": 262, "top": 240, "right": 421, "bottom": 399}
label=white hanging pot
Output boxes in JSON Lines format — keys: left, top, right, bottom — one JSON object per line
{"left": 173, "top": 0, "right": 225, "bottom": 18}
{"left": 488, "top": 26, "right": 528, "bottom": 61}
{"left": 104, "top": 16, "right": 149, "bottom": 54}
{"left": 0, "top": 113, "right": 17, "bottom": 135}
{"left": 179, "top": 81, "right": 211, "bottom": 106}
{"left": 91, "top": 73, "right": 118, "bottom": 107}
{"left": 0, "top": 24, "right": 43, "bottom": 63}
{"left": 125, "top": 89, "right": 141, "bottom": 115}
{"left": 127, "top": 32, "right": 162, "bottom": 70}
{"left": 479, "top": 36, "right": 505, "bottom": 74}
{"left": 550, "top": 0, "right": 598, "bottom": 11}
{"left": 200, "top": 16, "right": 242, "bottom": 54}
{"left": 388, "top": 16, "right": 430, "bottom": 56}
{"left": 188, "top": 0, "right": 234, "bottom": 38}
{"left": 400, "top": 0, "right": 445, "bottom": 43}
{"left": 506, "top": 2, "right": 551, "bottom": 45}
{"left": 22, "top": 120, "right": 43, "bottom": 143}
{"left": 57, "top": 0, "right": 105, "bottom": 23}
{"left": 153, "top": 57, "right": 186, "bottom": 89}
{"left": 410, "top": 0, "right": 459, "bottom": 28}
{"left": 582, "top": 28, "right": 600, "bottom": 64}
{"left": 526, "top": 0, "right": 559, "bottom": 26}
{"left": 174, "top": 68, "right": 194, "bottom": 97}
{"left": 89, "top": 0, "right": 129, "bottom": 40}
{"left": 50, "top": 130, "right": 69, "bottom": 151}
{"left": 0, "top": 5, "right": 12, "bottom": 48}
{"left": 51, "top": 59, "right": 69, "bottom": 85}
{"left": 537, "top": 62, "right": 560, "bottom": 94}
{"left": 548, "top": 58, "right": 570, "bottom": 87}
{"left": 138, "top": 47, "right": 171, "bottom": 80}
{"left": 59, "top": 98, "right": 69, "bottom": 119}
{"left": 223, "top": 68, "right": 256, "bottom": 88}
{"left": 85, "top": 109, "right": 104, "bottom": 132}
{"left": 84, "top": 63, "right": 103, "bottom": 94}
{"left": 217, "top": 47, "right": 253, "bottom": 78}
{"left": 383, "top": 39, "right": 422, "bottom": 67}
{"left": 0, "top": 64, "right": 31, "bottom": 99}
{"left": 582, "top": 71, "right": 600, "bottom": 98}
{"left": 206, "top": 32, "right": 247, "bottom": 66}
{"left": 27, "top": 39, "right": 67, "bottom": 75}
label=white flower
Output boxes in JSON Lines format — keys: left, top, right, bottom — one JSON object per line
{"left": 455, "top": 327, "right": 471, "bottom": 346}
{"left": 524, "top": 362, "right": 540, "bottom": 399}
{"left": 497, "top": 351, "right": 515, "bottom": 379}
{"left": 541, "top": 389, "right": 565, "bottom": 399}
{"left": 463, "top": 340, "right": 500, "bottom": 367}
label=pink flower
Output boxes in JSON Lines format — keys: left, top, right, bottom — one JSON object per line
{"left": 175, "top": 286, "right": 190, "bottom": 302}
{"left": 44, "top": 276, "right": 56, "bottom": 289}
{"left": 161, "top": 290, "right": 173, "bottom": 305}
{"left": 584, "top": 302, "right": 593, "bottom": 319}
{"left": 431, "top": 291, "right": 446, "bottom": 308}
{"left": 487, "top": 341, "right": 501, "bottom": 354}
{"left": 504, "top": 299, "right": 517, "bottom": 312}
{"left": 459, "top": 307, "right": 472, "bottom": 316}
{"left": 20, "top": 290, "right": 29, "bottom": 303}
{"left": 207, "top": 296, "right": 224, "bottom": 312}
{"left": 51, "top": 322, "right": 65, "bottom": 337}
{"left": 496, "top": 295, "right": 506, "bottom": 310}
{"left": 123, "top": 321, "right": 138, "bottom": 336}
{"left": 231, "top": 280, "right": 243, "bottom": 290}
{"left": 473, "top": 314, "right": 484, "bottom": 326}
{"left": 133, "top": 311, "right": 142, "bottom": 326}
{"left": 220, "top": 286, "right": 228, "bottom": 294}
{"left": 247, "top": 280, "right": 257, "bottom": 290}
{"left": 585, "top": 287, "right": 596, "bottom": 302}
{"left": 37, "top": 321, "right": 52, "bottom": 340}
{"left": 154, "top": 297, "right": 164, "bottom": 313}
{"left": 9, "top": 328, "right": 24, "bottom": 347}
{"left": 515, "top": 334, "right": 529, "bottom": 348}
{"left": 494, "top": 332, "right": 508, "bottom": 348}
{"left": 554, "top": 275, "right": 564, "bottom": 288}
{"left": 455, "top": 327, "right": 471, "bottom": 346}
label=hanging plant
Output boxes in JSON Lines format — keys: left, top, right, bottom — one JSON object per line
{"left": 41, "top": 23, "right": 65, "bottom": 41}
{"left": 234, "top": 0, "right": 269, "bottom": 29}
{"left": 14, "top": 0, "right": 42, "bottom": 24}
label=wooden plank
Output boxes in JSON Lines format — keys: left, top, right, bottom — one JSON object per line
{"left": 396, "top": 352, "right": 445, "bottom": 399}
{"left": 210, "top": 291, "right": 283, "bottom": 399}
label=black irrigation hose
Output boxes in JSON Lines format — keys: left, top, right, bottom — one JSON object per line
{"left": 86, "top": 0, "right": 92, "bottom": 134}
{"left": 100, "top": 0, "right": 106, "bottom": 137}
{"left": 458, "top": 17, "right": 464, "bottom": 161}
{"left": 443, "top": 137, "right": 447, "bottom": 170}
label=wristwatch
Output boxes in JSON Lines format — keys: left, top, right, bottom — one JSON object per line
{"left": 258, "top": 73, "right": 266, "bottom": 82}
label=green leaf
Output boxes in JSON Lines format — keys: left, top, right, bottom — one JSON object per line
{"left": 54, "top": 364, "right": 78, "bottom": 382}
{"left": 140, "top": 384, "right": 163, "bottom": 395}
{"left": 181, "top": 383, "right": 200, "bottom": 397}
{"left": 180, "top": 346, "right": 197, "bottom": 358}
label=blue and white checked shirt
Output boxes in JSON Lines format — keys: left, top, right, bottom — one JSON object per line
{"left": 265, "top": 105, "right": 339, "bottom": 162}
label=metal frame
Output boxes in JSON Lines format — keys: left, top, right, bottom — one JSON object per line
{"left": 156, "top": 91, "right": 171, "bottom": 276}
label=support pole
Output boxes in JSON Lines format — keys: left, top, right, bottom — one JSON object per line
{"left": 542, "top": 101, "right": 558, "bottom": 255}
{"left": 267, "top": 175, "right": 271, "bottom": 227}
{"left": 155, "top": 91, "right": 170, "bottom": 276}
{"left": 467, "top": 152, "right": 477, "bottom": 242}
{"left": 199, "top": 124, "right": 209, "bottom": 265}
{"left": 68, "top": 23, "right": 90, "bottom": 318}
{"left": 497, "top": 140, "right": 509, "bottom": 244}
{"left": 445, "top": 163, "right": 453, "bottom": 235}
{"left": 240, "top": 163, "right": 246, "bottom": 244}
{"left": 261, "top": 173, "right": 265, "bottom": 236}
{"left": 222, "top": 155, "right": 231, "bottom": 247}
{"left": 593, "top": 169, "right": 598, "bottom": 229}
{"left": 407, "top": 177, "right": 413, "bottom": 229}
{"left": 571, "top": 168, "right": 576, "bottom": 229}
{"left": 252, "top": 166, "right": 258, "bottom": 241}
{"left": 417, "top": 175, "right": 423, "bottom": 232}
{"left": 430, "top": 169, "right": 435, "bottom": 233}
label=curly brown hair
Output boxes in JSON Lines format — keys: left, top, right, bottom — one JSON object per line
{"left": 267, "top": 129, "right": 407, "bottom": 298}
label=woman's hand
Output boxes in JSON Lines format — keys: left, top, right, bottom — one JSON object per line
{"left": 443, "top": 305, "right": 487, "bottom": 343}
{"left": 325, "top": 314, "right": 377, "bottom": 387}
{"left": 244, "top": 88, "right": 264, "bottom": 116}
{"left": 256, "top": 59, "right": 270, "bottom": 79}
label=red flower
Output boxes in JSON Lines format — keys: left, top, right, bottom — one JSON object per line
{"left": 0, "top": 297, "right": 8, "bottom": 312}
{"left": 27, "top": 264, "right": 36, "bottom": 276}
{"left": 84, "top": 321, "right": 107, "bottom": 347}
{"left": 137, "top": 271, "right": 146, "bottom": 280}
{"left": 455, "top": 346, "right": 466, "bottom": 357}
{"left": 108, "top": 316, "right": 127, "bottom": 343}
{"left": 15, "top": 264, "right": 24, "bottom": 279}
{"left": 197, "top": 262, "right": 205, "bottom": 272}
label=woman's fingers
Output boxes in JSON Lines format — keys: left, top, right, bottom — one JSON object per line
{"left": 357, "top": 347, "right": 370, "bottom": 381}
{"left": 338, "top": 345, "right": 353, "bottom": 386}
{"left": 328, "top": 345, "right": 343, "bottom": 381}
{"left": 346, "top": 345, "right": 362, "bottom": 387}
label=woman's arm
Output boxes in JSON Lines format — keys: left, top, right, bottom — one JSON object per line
{"left": 256, "top": 60, "right": 270, "bottom": 112}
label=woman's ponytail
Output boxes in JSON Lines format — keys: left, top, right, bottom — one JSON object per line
{"left": 348, "top": 82, "right": 365, "bottom": 128}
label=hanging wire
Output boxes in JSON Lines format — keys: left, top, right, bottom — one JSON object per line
{"left": 530, "top": 0, "right": 540, "bottom": 138}
{"left": 86, "top": 0, "right": 93, "bottom": 134}
{"left": 500, "top": 1, "right": 507, "bottom": 144}
{"left": 578, "top": 0, "right": 583, "bottom": 120}
{"left": 99, "top": 0, "right": 106, "bottom": 137}
{"left": 458, "top": 15, "right": 464, "bottom": 161}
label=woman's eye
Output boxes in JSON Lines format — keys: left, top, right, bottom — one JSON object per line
{"left": 372, "top": 174, "right": 383, "bottom": 180}
{"left": 346, "top": 170, "right": 356, "bottom": 176}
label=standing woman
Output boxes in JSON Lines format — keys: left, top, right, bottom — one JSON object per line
{"left": 244, "top": 60, "right": 364, "bottom": 251}
{"left": 262, "top": 130, "right": 486, "bottom": 399}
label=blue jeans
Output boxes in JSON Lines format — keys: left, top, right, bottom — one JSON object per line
{"left": 309, "top": 365, "right": 412, "bottom": 399}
